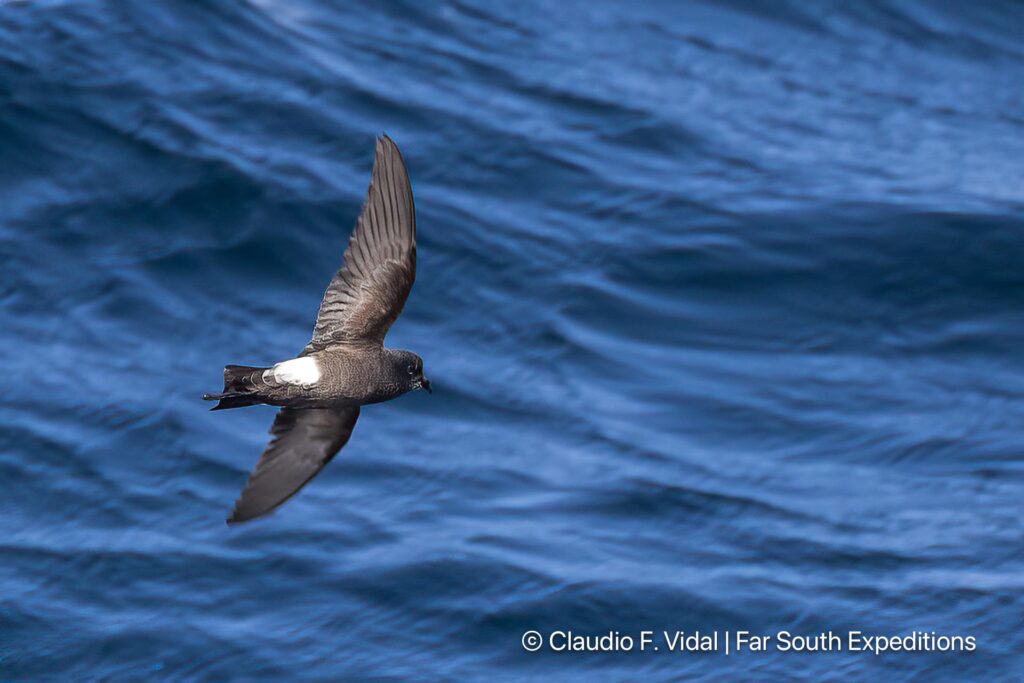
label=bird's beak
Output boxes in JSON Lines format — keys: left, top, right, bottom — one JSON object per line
{"left": 420, "top": 377, "right": 432, "bottom": 394}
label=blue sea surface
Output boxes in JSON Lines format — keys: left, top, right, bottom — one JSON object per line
{"left": 1, "top": 1, "right": 1022, "bottom": 680}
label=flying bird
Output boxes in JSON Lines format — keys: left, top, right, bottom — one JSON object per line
{"left": 203, "top": 135, "right": 430, "bottom": 524}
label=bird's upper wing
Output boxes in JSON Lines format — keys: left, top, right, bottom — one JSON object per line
{"left": 227, "top": 406, "right": 360, "bottom": 524}
{"left": 305, "top": 135, "right": 416, "bottom": 353}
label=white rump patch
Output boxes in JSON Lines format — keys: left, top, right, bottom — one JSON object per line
{"left": 266, "top": 357, "right": 320, "bottom": 386}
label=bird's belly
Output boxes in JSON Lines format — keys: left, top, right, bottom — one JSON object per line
{"left": 261, "top": 384, "right": 361, "bottom": 409}
{"left": 359, "top": 389, "right": 408, "bottom": 406}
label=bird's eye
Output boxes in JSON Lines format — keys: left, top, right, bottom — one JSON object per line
{"left": 407, "top": 364, "right": 416, "bottom": 375}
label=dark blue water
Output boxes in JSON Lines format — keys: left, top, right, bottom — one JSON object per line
{"left": 2, "top": 1, "right": 1022, "bottom": 680}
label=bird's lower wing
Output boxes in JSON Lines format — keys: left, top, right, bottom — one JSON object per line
{"left": 228, "top": 406, "right": 360, "bottom": 524}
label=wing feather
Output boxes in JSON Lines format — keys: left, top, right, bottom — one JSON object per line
{"left": 227, "top": 407, "right": 360, "bottom": 524}
{"left": 305, "top": 135, "right": 416, "bottom": 353}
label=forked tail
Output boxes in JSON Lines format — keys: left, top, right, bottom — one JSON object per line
{"left": 203, "top": 365, "right": 267, "bottom": 411}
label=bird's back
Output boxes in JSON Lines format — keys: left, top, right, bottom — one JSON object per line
{"left": 310, "top": 346, "right": 408, "bottom": 406}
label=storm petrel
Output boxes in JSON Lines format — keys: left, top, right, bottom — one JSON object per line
{"left": 204, "top": 135, "right": 430, "bottom": 524}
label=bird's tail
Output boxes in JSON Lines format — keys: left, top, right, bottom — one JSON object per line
{"left": 203, "top": 365, "right": 267, "bottom": 411}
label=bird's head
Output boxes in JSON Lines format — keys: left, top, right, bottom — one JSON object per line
{"left": 391, "top": 350, "right": 431, "bottom": 394}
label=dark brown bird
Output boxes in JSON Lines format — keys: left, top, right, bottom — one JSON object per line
{"left": 203, "top": 135, "right": 430, "bottom": 524}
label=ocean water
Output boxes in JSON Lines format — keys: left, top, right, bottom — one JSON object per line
{"left": 1, "top": 0, "right": 1022, "bottom": 680}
